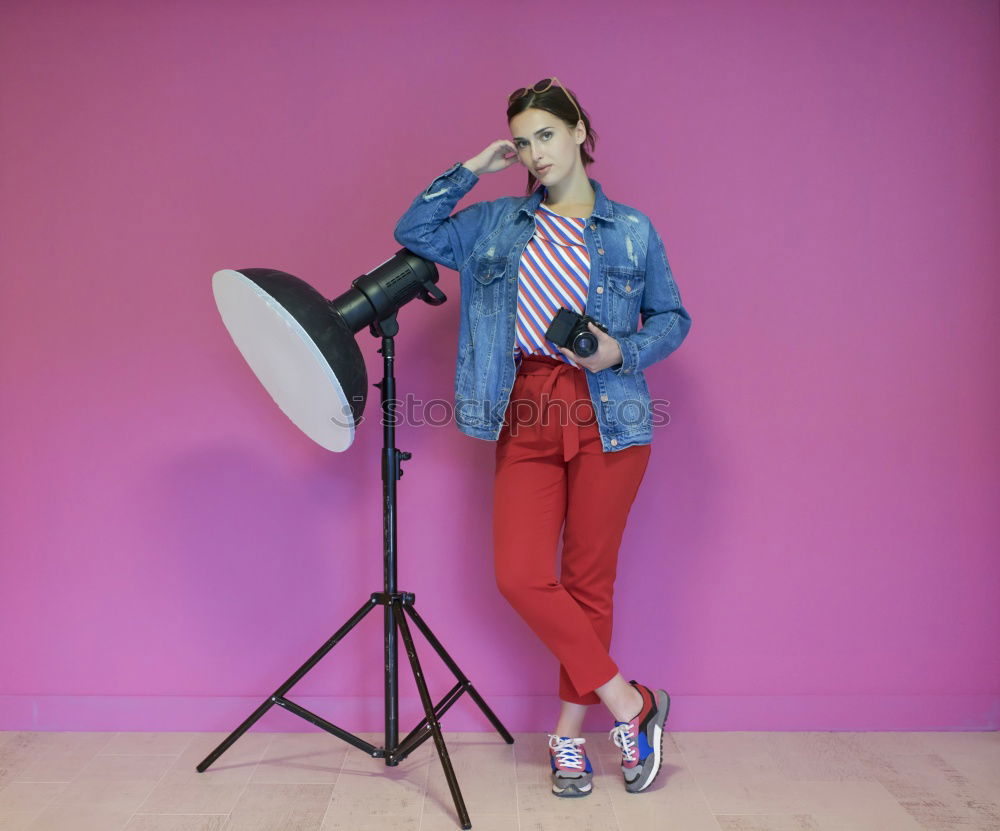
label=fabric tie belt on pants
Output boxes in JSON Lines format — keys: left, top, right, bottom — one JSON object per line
{"left": 510, "top": 354, "right": 595, "bottom": 463}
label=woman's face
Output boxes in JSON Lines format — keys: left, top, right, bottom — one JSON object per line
{"left": 509, "top": 107, "right": 584, "bottom": 189}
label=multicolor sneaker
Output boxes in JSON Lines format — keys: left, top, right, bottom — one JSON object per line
{"left": 547, "top": 734, "right": 593, "bottom": 797}
{"left": 608, "top": 680, "right": 670, "bottom": 793}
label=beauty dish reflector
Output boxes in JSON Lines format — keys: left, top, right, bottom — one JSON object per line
{"left": 212, "top": 268, "right": 367, "bottom": 452}
{"left": 212, "top": 250, "right": 442, "bottom": 453}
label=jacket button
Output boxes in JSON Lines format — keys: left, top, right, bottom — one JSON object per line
{"left": 625, "top": 284, "right": 631, "bottom": 291}
{"left": 610, "top": 439, "right": 618, "bottom": 446}
{"left": 596, "top": 286, "right": 604, "bottom": 294}
{"left": 597, "top": 248, "right": 605, "bottom": 255}
{"left": 600, "top": 394, "right": 608, "bottom": 402}
{"left": 590, "top": 223, "right": 596, "bottom": 230}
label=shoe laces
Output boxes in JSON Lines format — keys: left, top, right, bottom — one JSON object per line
{"left": 547, "top": 734, "right": 586, "bottom": 770}
{"left": 609, "top": 722, "right": 637, "bottom": 764}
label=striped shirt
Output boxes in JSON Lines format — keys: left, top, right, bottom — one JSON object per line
{"left": 514, "top": 200, "right": 592, "bottom": 364}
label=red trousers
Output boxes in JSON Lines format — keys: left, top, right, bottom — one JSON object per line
{"left": 492, "top": 354, "right": 651, "bottom": 705}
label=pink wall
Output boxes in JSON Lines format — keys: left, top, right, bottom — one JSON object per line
{"left": 1, "top": 0, "right": 997, "bottom": 734}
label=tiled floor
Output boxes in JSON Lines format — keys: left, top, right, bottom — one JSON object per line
{"left": 0, "top": 728, "right": 997, "bottom": 830}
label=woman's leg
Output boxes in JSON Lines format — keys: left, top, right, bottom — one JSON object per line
{"left": 594, "top": 673, "right": 645, "bottom": 722}
{"left": 554, "top": 674, "right": 644, "bottom": 737}
{"left": 496, "top": 359, "right": 651, "bottom": 735}
{"left": 493, "top": 365, "right": 620, "bottom": 704}
{"left": 557, "top": 390, "right": 652, "bottom": 720}
{"left": 554, "top": 700, "right": 590, "bottom": 738}
{"left": 492, "top": 429, "right": 620, "bottom": 699}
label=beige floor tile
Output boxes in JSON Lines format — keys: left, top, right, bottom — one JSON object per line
{"left": 322, "top": 817, "right": 419, "bottom": 831}
{"left": 715, "top": 816, "right": 824, "bottom": 830}
{"left": 250, "top": 733, "right": 348, "bottom": 785}
{"left": 513, "top": 732, "right": 553, "bottom": 786}
{"left": 712, "top": 779, "right": 924, "bottom": 829}
{"left": 678, "top": 733, "right": 880, "bottom": 819}
{"left": 867, "top": 750, "right": 1000, "bottom": 830}
{"left": 834, "top": 730, "right": 942, "bottom": 762}
{"left": 0, "top": 751, "right": 29, "bottom": 791}
{"left": 66, "top": 752, "right": 173, "bottom": 804}
{"left": 419, "top": 809, "right": 515, "bottom": 831}
{"left": 164, "top": 733, "right": 271, "bottom": 786}
{"left": 124, "top": 816, "right": 227, "bottom": 831}
{"left": 8, "top": 733, "right": 115, "bottom": 784}
{"left": 763, "top": 733, "right": 879, "bottom": 782}
{"left": 716, "top": 814, "right": 933, "bottom": 831}
{"left": 134, "top": 780, "right": 248, "bottom": 815}
{"left": 51, "top": 772, "right": 161, "bottom": 813}
{"left": 920, "top": 730, "right": 1000, "bottom": 794}
{"left": 52, "top": 768, "right": 169, "bottom": 812}
{"left": 423, "top": 737, "right": 516, "bottom": 816}
{"left": 320, "top": 750, "right": 429, "bottom": 830}
{"left": 223, "top": 782, "right": 333, "bottom": 831}
{"left": 674, "top": 731, "right": 792, "bottom": 801}
{"left": 0, "top": 810, "right": 45, "bottom": 831}
{"left": 606, "top": 754, "right": 721, "bottom": 829}
{"left": 25, "top": 804, "right": 133, "bottom": 831}
{"left": 11, "top": 753, "right": 109, "bottom": 785}
{"left": 0, "top": 784, "right": 66, "bottom": 813}
{"left": 0, "top": 734, "right": 111, "bottom": 792}
{"left": 59, "top": 750, "right": 177, "bottom": 813}
{"left": 516, "top": 781, "right": 619, "bottom": 831}
{"left": 72, "top": 754, "right": 175, "bottom": 783}
{"left": 0, "top": 729, "right": 996, "bottom": 830}
{"left": 816, "top": 733, "right": 925, "bottom": 788}
{"left": 100, "top": 733, "right": 199, "bottom": 757}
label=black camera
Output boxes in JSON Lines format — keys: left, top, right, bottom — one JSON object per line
{"left": 545, "top": 307, "right": 609, "bottom": 358}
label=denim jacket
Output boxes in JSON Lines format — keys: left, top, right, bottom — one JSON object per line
{"left": 393, "top": 162, "right": 691, "bottom": 452}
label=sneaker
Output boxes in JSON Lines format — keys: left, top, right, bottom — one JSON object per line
{"left": 547, "top": 734, "right": 593, "bottom": 797}
{"left": 608, "top": 680, "right": 670, "bottom": 793}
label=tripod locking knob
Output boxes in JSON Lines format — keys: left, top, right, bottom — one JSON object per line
{"left": 395, "top": 450, "right": 412, "bottom": 479}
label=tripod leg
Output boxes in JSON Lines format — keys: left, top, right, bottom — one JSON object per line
{"left": 395, "top": 604, "right": 471, "bottom": 831}
{"left": 197, "top": 596, "right": 378, "bottom": 772}
{"left": 404, "top": 604, "right": 514, "bottom": 744}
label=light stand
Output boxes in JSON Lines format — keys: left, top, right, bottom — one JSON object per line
{"left": 200, "top": 257, "right": 513, "bottom": 830}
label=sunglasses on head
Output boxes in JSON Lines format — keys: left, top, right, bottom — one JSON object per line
{"left": 507, "top": 76, "right": 583, "bottom": 125}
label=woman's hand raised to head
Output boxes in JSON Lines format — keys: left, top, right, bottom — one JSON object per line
{"left": 463, "top": 140, "right": 520, "bottom": 176}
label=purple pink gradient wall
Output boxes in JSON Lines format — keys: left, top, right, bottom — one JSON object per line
{"left": 1, "top": 0, "right": 997, "bottom": 733}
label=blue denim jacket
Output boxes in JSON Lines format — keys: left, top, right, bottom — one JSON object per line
{"left": 393, "top": 162, "right": 691, "bottom": 452}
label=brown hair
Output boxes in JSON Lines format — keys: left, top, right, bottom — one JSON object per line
{"left": 506, "top": 80, "right": 598, "bottom": 196}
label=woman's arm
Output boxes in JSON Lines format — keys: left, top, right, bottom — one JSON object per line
{"left": 393, "top": 163, "right": 486, "bottom": 272}
{"left": 393, "top": 141, "right": 521, "bottom": 271}
{"left": 612, "top": 222, "right": 692, "bottom": 375}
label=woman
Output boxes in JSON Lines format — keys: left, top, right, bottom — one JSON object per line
{"left": 393, "top": 77, "right": 691, "bottom": 798}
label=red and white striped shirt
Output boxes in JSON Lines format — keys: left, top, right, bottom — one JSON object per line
{"left": 514, "top": 201, "right": 592, "bottom": 364}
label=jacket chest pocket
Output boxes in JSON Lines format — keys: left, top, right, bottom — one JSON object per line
{"left": 472, "top": 257, "right": 507, "bottom": 317}
{"left": 605, "top": 266, "right": 644, "bottom": 329}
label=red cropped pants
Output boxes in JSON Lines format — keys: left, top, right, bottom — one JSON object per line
{"left": 492, "top": 354, "right": 651, "bottom": 706}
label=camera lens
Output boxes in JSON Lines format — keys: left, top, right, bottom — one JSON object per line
{"left": 572, "top": 332, "right": 598, "bottom": 357}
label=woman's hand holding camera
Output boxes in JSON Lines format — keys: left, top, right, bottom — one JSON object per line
{"left": 557, "top": 322, "right": 624, "bottom": 373}
{"left": 463, "top": 140, "right": 520, "bottom": 176}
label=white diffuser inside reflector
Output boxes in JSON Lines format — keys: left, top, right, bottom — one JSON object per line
{"left": 212, "top": 268, "right": 356, "bottom": 452}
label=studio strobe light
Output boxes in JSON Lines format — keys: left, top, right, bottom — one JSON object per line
{"left": 200, "top": 249, "right": 512, "bottom": 830}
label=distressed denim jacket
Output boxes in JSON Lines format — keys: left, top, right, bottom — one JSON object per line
{"left": 393, "top": 162, "right": 691, "bottom": 452}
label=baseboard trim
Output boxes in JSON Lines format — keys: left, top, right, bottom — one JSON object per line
{"left": 1, "top": 694, "right": 997, "bottom": 732}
